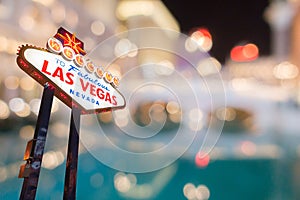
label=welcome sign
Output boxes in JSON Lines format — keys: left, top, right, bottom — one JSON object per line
{"left": 16, "top": 27, "right": 126, "bottom": 114}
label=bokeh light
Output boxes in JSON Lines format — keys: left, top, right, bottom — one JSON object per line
{"left": 90, "top": 173, "right": 104, "bottom": 188}
{"left": 190, "top": 28, "right": 213, "bottom": 52}
{"left": 29, "top": 98, "right": 41, "bottom": 115}
{"left": 155, "top": 60, "right": 175, "bottom": 76}
{"left": 183, "top": 183, "right": 210, "bottom": 200}
{"left": 197, "top": 57, "right": 222, "bottom": 76}
{"left": 216, "top": 107, "right": 236, "bottom": 121}
{"left": 195, "top": 151, "right": 210, "bottom": 168}
{"left": 0, "top": 100, "right": 10, "bottom": 119}
{"left": 230, "top": 43, "right": 259, "bottom": 62}
{"left": 19, "top": 125, "right": 34, "bottom": 140}
{"left": 5, "top": 76, "right": 19, "bottom": 90}
{"left": 91, "top": 20, "right": 105, "bottom": 36}
{"left": 114, "top": 172, "right": 137, "bottom": 193}
{"left": 15, "top": 103, "right": 31, "bottom": 117}
{"left": 42, "top": 151, "right": 65, "bottom": 170}
{"left": 9, "top": 98, "right": 25, "bottom": 113}
{"left": 273, "top": 61, "right": 299, "bottom": 79}
{"left": 20, "top": 76, "right": 36, "bottom": 91}
{"left": 240, "top": 141, "right": 257, "bottom": 156}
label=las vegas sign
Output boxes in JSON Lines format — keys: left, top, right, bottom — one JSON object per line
{"left": 16, "top": 27, "right": 126, "bottom": 114}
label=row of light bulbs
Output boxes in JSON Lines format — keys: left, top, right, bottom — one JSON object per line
{"left": 47, "top": 37, "right": 120, "bottom": 88}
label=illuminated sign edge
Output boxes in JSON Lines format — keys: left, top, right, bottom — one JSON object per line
{"left": 16, "top": 45, "right": 126, "bottom": 115}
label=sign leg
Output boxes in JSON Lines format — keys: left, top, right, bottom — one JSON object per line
{"left": 19, "top": 83, "right": 55, "bottom": 200}
{"left": 63, "top": 107, "right": 81, "bottom": 200}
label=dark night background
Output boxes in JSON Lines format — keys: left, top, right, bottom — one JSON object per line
{"left": 162, "top": 0, "right": 271, "bottom": 63}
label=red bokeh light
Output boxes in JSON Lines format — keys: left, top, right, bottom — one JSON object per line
{"left": 195, "top": 151, "right": 210, "bottom": 168}
{"left": 191, "top": 28, "right": 212, "bottom": 39}
{"left": 230, "top": 43, "right": 259, "bottom": 62}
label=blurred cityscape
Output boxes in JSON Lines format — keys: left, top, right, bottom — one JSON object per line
{"left": 1, "top": 0, "right": 300, "bottom": 199}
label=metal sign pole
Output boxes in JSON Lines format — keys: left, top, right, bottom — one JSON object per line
{"left": 19, "top": 83, "right": 55, "bottom": 200}
{"left": 63, "top": 107, "right": 81, "bottom": 200}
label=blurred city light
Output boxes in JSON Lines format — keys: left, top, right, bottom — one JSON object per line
{"left": 19, "top": 125, "right": 34, "bottom": 140}
{"left": 240, "top": 141, "right": 257, "bottom": 156}
{"left": 5, "top": 76, "right": 19, "bottom": 90}
{"left": 230, "top": 43, "right": 259, "bottom": 62}
{"left": 0, "top": 100, "right": 10, "bottom": 119}
{"left": 191, "top": 28, "right": 213, "bottom": 52}
{"left": 20, "top": 76, "right": 36, "bottom": 91}
{"left": 114, "top": 38, "right": 138, "bottom": 58}
{"left": 116, "top": 1, "right": 154, "bottom": 20}
{"left": 185, "top": 27, "right": 213, "bottom": 53}
{"left": 155, "top": 60, "right": 175, "bottom": 76}
{"left": 216, "top": 107, "right": 236, "bottom": 122}
{"left": 42, "top": 151, "right": 65, "bottom": 170}
{"left": 15, "top": 103, "right": 30, "bottom": 117}
{"left": 114, "top": 172, "right": 137, "bottom": 193}
{"left": 195, "top": 151, "right": 210, "bottom": 168}
{"left": 183, "top": 183, "right": 210, "bottom": 200}
{"left": 273, "top": 61, "right": 299, "bottom": 79}
{"left": 9, "top": 98, "right": 25, "bottom": 113}
{"left": 90, "top": 20, "right": 106, "bottom": 36}
{"left": 90, "top": 173, "right": 104, "bottom": 188}
{"left": 197, "top": 57, "right": 222, "bottom": 76}
{"left": 0, "top": 0, "right": 300, "bottom": 199}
